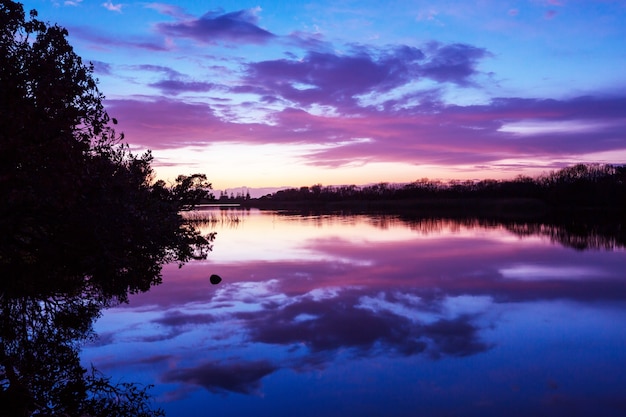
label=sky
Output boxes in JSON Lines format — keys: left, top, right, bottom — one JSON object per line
{"left": 20, "top": 0, "right": 626, "bottom": 194}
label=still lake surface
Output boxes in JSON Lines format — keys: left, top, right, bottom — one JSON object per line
{"left": 82, "top": 209, "right": 626, "bottom": 417}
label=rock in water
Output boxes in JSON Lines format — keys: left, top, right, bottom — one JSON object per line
{"left": 210, "top": 274, "right": 222, "bottom": 285}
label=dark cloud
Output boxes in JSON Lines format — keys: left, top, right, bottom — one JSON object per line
{"left": 421, "top": 42, "right": 491, "bottom": 86}
{"left": 129, "top": 65, "right": 224, "bottom": 95}
{"left": 90, "top": 60, "right": 112, "bottom": 75}
{"left": 162, "top": 359, "right": 278, "bottom": 395}
{"left": 243, "top": 43, "right": 487, "bottom": 108}
{"left": 478, "top": 95, "right": 626, "bottom": 120}
{"left": 153, "top": 310, "right": 216, "bottom": 327}
{"left": 238, "top": 290, "right": 488, "bottom": 358}
{"left": 244, "top": 46, "right": 425, "bottom": 108}
{"left": 423, "top": 316, "right": 492, "bottom": 358}
{"left": 149, "top": 79, "right": 219, "bottom": 95}
{"left": 156, "top": 9, "right": 275, "bottom": 45}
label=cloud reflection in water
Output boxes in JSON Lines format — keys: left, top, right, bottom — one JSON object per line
{"left": 83, "top": 211, "right": 626, "bottom": 416}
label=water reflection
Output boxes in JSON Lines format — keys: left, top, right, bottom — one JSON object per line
{"left": 84, "top": 210, "right": 626, "bottom": 416}
{"left": 0, "top": 292, "right": 166, "bottom": 416}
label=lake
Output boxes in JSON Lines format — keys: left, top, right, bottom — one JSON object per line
{"left": 81, "top": 208, "right": 626, "bottom": 417}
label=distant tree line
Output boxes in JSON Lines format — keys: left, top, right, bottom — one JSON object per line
{"left": 256, "top": 164, "right": 626, "bottom": 210}
{"left": 217, "top": 189, "right": 251, "bottom": 202}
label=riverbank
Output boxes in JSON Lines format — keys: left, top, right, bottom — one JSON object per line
{"left": 241, "top": 197, "right": 549, "bottom": 218}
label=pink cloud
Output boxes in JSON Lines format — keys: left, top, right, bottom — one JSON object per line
{"left": 105, "top": 97, "right": 224, "bottom": 148}
{"left": 122, "top": 225, "right": 626, "bottom": 314}
{"left": 107, "top": 92, "right": 626, "bottom": 169}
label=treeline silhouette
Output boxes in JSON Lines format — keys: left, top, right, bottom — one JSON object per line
{"left": 252, "top": 164, "right": 626, "bottom": 214}
{"left": 1, "top": 2, "right": 211, "bottom": 415}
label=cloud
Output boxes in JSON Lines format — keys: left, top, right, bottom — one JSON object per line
{"left": 281, "top": 95, "right": 626, "bottom": 167}
{"left": 104, "top": 226, "right": 626, "bottom": 399}
{"left": 69, "top": 26, "right": 172, "bottom": 51}
{"left": 420, "top": 42, "right": 491, "bottom": 86}
{"left": 149, "top": 79, "right": 220, "bottom": 95}
{"left": 132, "top": 64, "right": 184, "bottom": 78}
{"left": 102, "top": 1, "right": 122, "bottom": 13}
{"left": 153, "top": 310, "right": 215, "bottom": 327}
{"left": 238, "top": 289, "right": 490, "bottom": 358}
{"left": 156, "top": 8, "right": 275, "bottom": 45}
{"left": 78, "top": 6, "right": 623, "bottom": 173}
{"left": 162, "top": 359, "right": 278, "bottom": 394}
{"left": 105, "top": 97, "right": 224, "bottom": 148}
{"left": 243, "top": 43, "right": 488, "bottom": 109}
{"left": 287, "top": 30, "right": 332, "bottom": 51}
{"left": 144, "top": 2, "right": 191, "bottom": 19}
{"left": 107, "top": 88, "right": 626, "bottom": 171}
{"left": 130, "top": 64, "right": 225, "bottom": 95}
{"left": 245, "top": 47, "right": 412, "bottom": 103}
{"left": 90, "top": 60, "right": 112, "bottom": 75}
{"left": 423, "top": 316, "right": 492, "bottom": 358}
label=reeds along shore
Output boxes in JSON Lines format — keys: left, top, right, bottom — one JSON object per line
{"left": 181, "top": 210, "right": 243, "bottom": 225}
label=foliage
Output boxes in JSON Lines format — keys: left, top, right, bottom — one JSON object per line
{"left": 0, "top": 1, "right": 216, "bottom": 415}
{"left": 0, "top": 293, "right": 165, "bottom": 416}
{"left": 258, "top": 163, "right": 626, "bottom": 211}
{"left": 0, "top": 0, "right": 214, "bottom": 301}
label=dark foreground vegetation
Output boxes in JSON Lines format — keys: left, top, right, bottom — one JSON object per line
{"left": 1, "top": 2, "right": 212, "bottom": 415}
{"left": 247, "top": 163, "right": 626, "bottom": 217}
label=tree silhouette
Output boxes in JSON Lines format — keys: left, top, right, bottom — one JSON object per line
{"left": 0, "top": 0, "right": 214, "bottom": 300}
{"left": 0, "top": 1, "right": 215, "bottom": 414}
{"left": 255, "top": 163, "right": 626, "bottom": 214}
{"left": 0, "top": 290, "right": 165, "bottom": 416}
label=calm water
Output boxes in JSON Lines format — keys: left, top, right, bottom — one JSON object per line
{"left": 82, "top": 209, "right": 626, "bottom": 417}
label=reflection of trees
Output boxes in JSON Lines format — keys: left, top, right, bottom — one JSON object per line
{"left": 0, "top": 2, "right": 213, "bottom": 414}
{"left": 504, "top": 220, "right": 625, "bottom": 250}
{"left": 0, "top": 293, "right": 164, "bottom": 416}
{"left": 394, "top": 215, "right": 626, "bottom": 251}
{"left": 271, "top": 210, "right": 626, "bottom": 250}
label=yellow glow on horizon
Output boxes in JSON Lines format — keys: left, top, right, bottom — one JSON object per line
{"left": 149, "top": 143, "right": 623, "bottom": 191}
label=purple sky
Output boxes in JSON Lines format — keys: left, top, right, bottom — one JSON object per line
{"left": 23, "top": 0, "right": 626, "bottom": 192}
